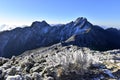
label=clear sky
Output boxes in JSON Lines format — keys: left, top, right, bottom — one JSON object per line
{"left": 0, "top": 0, "right": 120, "bottom": 28}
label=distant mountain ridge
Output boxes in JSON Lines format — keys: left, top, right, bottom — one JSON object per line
{"left": 0, "top": 17, "right": 120, "bottom": 58}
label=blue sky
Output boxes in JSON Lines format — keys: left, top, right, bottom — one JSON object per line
{"left": 0, "top": 0, "right": 120, "bottom": 28}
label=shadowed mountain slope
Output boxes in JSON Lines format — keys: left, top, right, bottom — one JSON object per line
{"left": 0, "top": 17, "right": 120, "bottom": 58}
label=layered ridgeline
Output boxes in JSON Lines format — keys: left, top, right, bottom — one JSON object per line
{"left": 0, "top": 17, "right": 120, "bottom": 58}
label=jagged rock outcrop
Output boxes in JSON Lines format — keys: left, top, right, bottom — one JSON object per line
{"left": 0, "top": 17, "right": 120, "bottom": 58}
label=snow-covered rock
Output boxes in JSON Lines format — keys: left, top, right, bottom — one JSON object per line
{"left": 6, "top": 75, "right": 22, "bottom": 80}
{"left": 103, "top": 69, "right": 115, "bottom": 78}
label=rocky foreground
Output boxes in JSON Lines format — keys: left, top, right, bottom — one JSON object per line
{"left": 0, "top": 43, "right": 120, "bottom": 80}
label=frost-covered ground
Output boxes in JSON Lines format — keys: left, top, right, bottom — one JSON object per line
{"left": 0, "top": 44, "right": 120, "bottom": 80}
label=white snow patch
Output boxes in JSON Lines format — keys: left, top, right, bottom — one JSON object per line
{"left": 6, "top": 75, "right": 22, "bottom": 80}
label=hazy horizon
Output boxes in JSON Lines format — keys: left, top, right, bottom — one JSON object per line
{"left": 0, "top": 0, "right": 120, "bottom": 28}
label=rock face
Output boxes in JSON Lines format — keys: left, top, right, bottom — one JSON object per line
{"left": 0, "top": 17, "right": 120, "bottom": 58}
{"left": 0, "top": 44, "right": 120, "bottom": 80}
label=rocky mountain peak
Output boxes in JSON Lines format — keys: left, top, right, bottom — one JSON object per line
{"left": 75, "top": 17, "right": 87, "bottom": 22}
{"left": 0, "top": 17, "right": 120, "bottom": 58}
{"left": 74, "top": 17, "right": 87, "bottom": 26}
{"left": 31, "top": 20, "right": 50, "bottom": 28}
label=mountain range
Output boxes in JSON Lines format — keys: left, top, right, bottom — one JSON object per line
{"left": 0, "top": 17, "right": 120, "bottom": 58}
